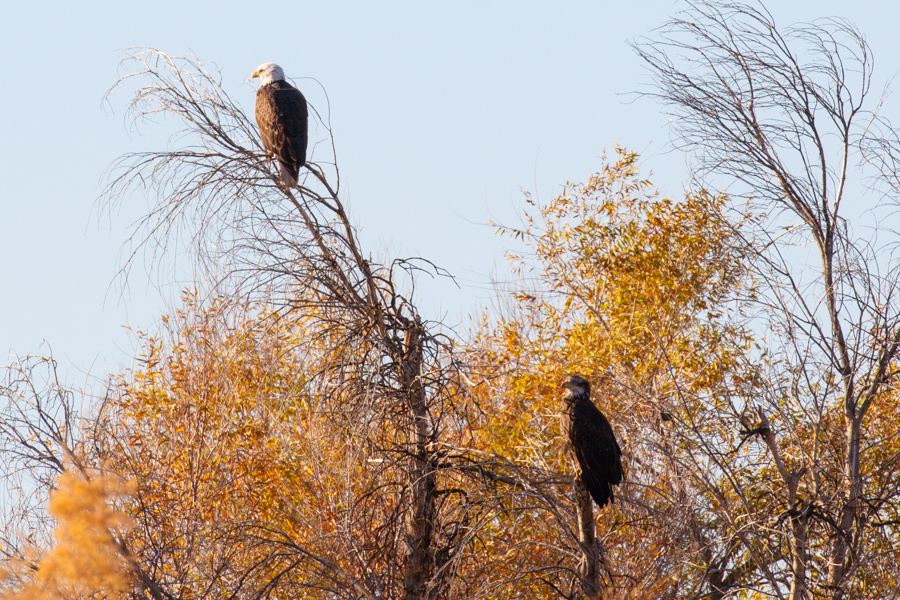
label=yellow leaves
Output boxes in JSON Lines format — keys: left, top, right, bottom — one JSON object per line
{"left": 478, "top": 148, "right": 751, "bottom": 410}
{"left": 42, "top": 472, "right": 133, "bottom": 592}
{"left": 464, "top": 148, "right": 757, "bottom": 595}
{"left": 103, "top": 294, "right": 399, "bottom": 595}
{"left": 2, "top": 470, "right": 134, "bottom": 600}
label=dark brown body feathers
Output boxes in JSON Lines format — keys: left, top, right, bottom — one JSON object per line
{"left": 561, "top": 375, "right": 623, "bottom": 508}
{"left": 255, "top": 80, "right": 308, "bottom": 187}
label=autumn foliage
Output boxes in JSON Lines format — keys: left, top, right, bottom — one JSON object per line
{"left": 5, "top": 4, "right": 900, "bottom": 598}
{"left": 463, "top": 147, "right": 755, "bottom": 598}
{"left": 0, "top": 470, "right": 132, "bottom": 600}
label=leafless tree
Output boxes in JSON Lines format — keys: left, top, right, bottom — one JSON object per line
{"left": 633, "top": 2, "right": 900, "bottom": 598}
{"left": 0, "top": 354, "right": 75, "bottom": 570}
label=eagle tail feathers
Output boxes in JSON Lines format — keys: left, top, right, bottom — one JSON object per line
{"left": 581, "top": 471, "right": 612, "bottom": 508}
{"left": 278, "top": 161, "right": 299, "bottom": 188}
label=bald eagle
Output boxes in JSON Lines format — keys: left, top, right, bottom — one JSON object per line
{"left": 560, "top": 375, "right": 623, "bottom": 508}
{"left": 251, "top": 63, "right": 308, "bottom": 188}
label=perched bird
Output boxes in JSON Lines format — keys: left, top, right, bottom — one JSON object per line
{"left": 251, "top": 62, "right": 309, "bottom": 188}
{"left": 560, "top": 375, "right": 623, "bottom": 508}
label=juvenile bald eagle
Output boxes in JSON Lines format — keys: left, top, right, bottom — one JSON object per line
{"left": 251, "top": 63, "right": 308, "bottom": 188}
{"left": 560, "top": 375, "right": 623, "bottom": 508}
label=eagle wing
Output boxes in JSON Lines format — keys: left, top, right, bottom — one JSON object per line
{"left": 255, "top": 81, "right": 309, "bottom": 184}
{"left": 569, "top": 398, "right": 623, "bottom": 508}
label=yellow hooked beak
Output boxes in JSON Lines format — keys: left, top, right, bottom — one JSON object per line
{"left": 250, "top": 70, "right": 260, "bottom": 79}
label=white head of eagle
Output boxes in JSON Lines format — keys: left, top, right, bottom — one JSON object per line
{"left": 251, "top": 62, "right": 309, "bottom": 188}
{"left": 251, "top": 62, "right": 286, "bottom": 85}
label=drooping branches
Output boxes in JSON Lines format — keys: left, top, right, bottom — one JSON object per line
{"left": 635, "top": 3, "right": 900, "bottom": 598}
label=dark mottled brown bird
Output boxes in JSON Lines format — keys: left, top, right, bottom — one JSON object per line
{"left": 560, "top": 375, "right": 623, "bottom": 508}
{"left": 251, "top": 62, "right": 308, "bottom": 188}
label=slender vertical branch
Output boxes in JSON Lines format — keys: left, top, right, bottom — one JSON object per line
{"left": 574, "top": 481, "right": 601, "bottom": 600}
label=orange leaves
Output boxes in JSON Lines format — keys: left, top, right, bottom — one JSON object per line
{"left": 2, "top": 470, "right": 134, "bottom": 600}
{"left": 41, "top": 472, "right": 133, "bottom": 594}
{"left": 478, "top": 147, "right": 752, "bottom": 432}
{"left": 466, "top": 148, "right": 757, "bottom": 596}
{"left": 103, "top": 293, "right": 408, "bottom": 597}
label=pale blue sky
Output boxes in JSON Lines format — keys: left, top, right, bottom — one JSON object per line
{"left": 2, "top": 1, "right": 899, "bottom": 381}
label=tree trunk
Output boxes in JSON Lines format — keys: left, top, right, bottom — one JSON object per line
{"left": 826, "top": 416, "right": 862, "bottom": 600}
{"left": 575, "top": 480, "right": 601, "bottom": 600}
{"left": 401, "top": 324, "right": 436, "bottom": 600}
{"left": 789, "top": 511, "right": 809, "bottom": 600}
